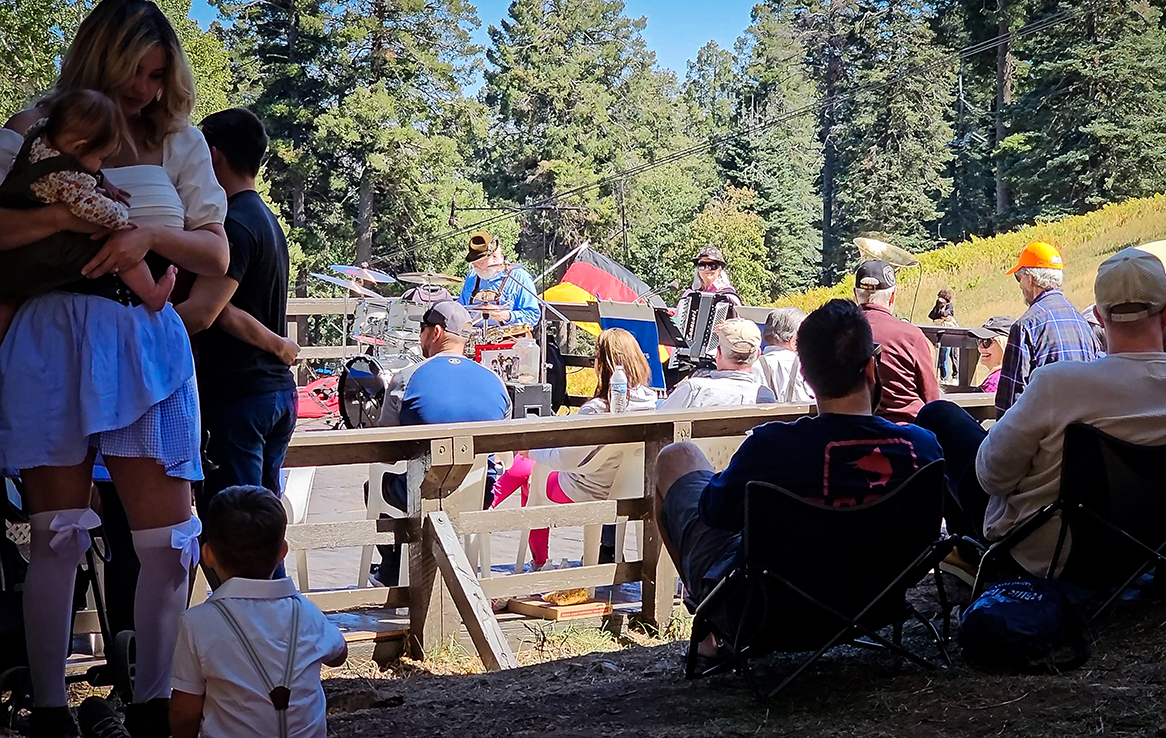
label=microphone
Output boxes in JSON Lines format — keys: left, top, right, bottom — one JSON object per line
{"left": 635, "top": 278, "right": 681, "bottom": 304}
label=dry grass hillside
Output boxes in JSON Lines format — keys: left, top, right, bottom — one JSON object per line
{"left": 774, "top": 195, "right": 1166, "bottom": 327}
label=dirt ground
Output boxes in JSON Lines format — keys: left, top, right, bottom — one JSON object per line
{"left": 323, "top": 580, "right": 1166, "bottom": 738}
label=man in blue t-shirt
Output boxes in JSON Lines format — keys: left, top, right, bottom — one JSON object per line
{"left": 369, "top": 300, "right": 511, "bottom": 585}
{"left": 654, "top": 299, "right": 943, "bottom": 658}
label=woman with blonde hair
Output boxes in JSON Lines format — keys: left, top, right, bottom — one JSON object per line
{"left": 0, "top": 2, "right": 228, "bottom": 734}
{"left": 491, "top": 328, "right": 657, "bottom": 567}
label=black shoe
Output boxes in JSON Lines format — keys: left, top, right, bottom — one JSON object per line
{"left": 28, "top": 706, "right": 79, "bottom": 738}
{"left": 78, "top": 697, "right": 129, "bottom": 738}
{"left": 123, "top": 699, "right": 169, "bottom": 738}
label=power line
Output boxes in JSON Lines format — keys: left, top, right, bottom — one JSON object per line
{"left": 372, "top": 6, "right": 1083, "bottom": 269}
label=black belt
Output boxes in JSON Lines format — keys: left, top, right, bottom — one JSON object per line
{"left": 58, "top": 274, "right": 142, "bottom": 307}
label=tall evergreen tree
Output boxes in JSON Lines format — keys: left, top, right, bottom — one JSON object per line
{"left": 829, "top": 0, "right": 954, "bottom": 262}
{"left": 719, "top": 1, "right": 822, "bottom": 294}
{"left": 1001, "top": 0, "right": 1166, "bottom": 220}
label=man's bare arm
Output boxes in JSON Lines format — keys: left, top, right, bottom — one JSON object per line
{"left": 216, "top": 303, "right": 300, "bottom": 365}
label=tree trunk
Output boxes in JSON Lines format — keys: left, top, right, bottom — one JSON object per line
{"left": 994, "top": 12, "right": 1014, "bottom": 219}
{"left": 357, "top": 168, "right": 374, "bottom": 265}
{"left": 820, "top": 39, "right": 841, "bottom": 281}
{"left": 291, "top": 178, "right": 309, "bottom": 384}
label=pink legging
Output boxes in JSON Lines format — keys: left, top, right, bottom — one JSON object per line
{"left": 491, "top": 454, "right": 572, "bottom": 568}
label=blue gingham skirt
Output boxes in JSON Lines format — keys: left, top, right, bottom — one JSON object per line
{"left": 0, "top": 291, "right": 202, "bottom": 480}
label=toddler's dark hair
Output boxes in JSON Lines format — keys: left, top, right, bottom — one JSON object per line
{"left": 204, "top": 486, "right": 287, "bottom": 580}
{"left": 43, "top": 89, "right": 124, "bottom": 158}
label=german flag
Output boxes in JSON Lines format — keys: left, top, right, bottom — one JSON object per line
{"left": 542, "top": 248, "right": 663, "bottom": 307}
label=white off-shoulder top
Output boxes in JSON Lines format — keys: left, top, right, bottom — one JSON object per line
{"left": 0, "top": 124, "right": 226, "bottom": 231}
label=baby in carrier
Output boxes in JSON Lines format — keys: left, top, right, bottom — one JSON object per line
{"left": 0, "top": 89, "right": 177, "bottom": 338}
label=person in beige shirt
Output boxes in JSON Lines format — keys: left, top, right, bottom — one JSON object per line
{"left": 917, "top": 246, "right": 1166, "bottom": 578}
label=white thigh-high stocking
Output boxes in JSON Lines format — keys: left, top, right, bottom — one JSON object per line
{"left": 25, "top": 508, "right": 101, "bottom": 707}
{"left": 130, "top": 517, "right": 200, "bottom": 703}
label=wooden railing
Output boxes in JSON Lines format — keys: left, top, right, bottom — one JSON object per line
{"left": 280, "top": 393, "right": 996, "bottom": 669}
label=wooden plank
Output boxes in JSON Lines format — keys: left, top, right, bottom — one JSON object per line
{"left": 295, "top": 345, "right": 353, "bottom": 361}
{"left": 284, "top": 518, "right": 407, "bottom": 550}
{"left": 306, "top": 586, "right": 410, "bottom": 613}
{"left": 287, "top": 298, "right": 355, "bottom": 316}
{"left": 284, "top": 393, "right": 994, "bottom": 468}
{"left": 640, "top": 425, "right": 680, "bottom": 630}
{"left": 507, "top": 598, "right": 611, "bottom": 621}
{"left": 479, "top": 562, "right": 642, "bottom": 599}
{"left": 455, "top": 499, "right": 621, "bottom": 533}
{"left": 426, "top": 512, "right": 518, "bottom": 671}
{"left": 408, "top": 454, "right": 449, "bottom": 658}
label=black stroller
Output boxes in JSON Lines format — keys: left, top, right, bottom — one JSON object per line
{"left": 0, "top": 475, "right": 135, "bottom": 733}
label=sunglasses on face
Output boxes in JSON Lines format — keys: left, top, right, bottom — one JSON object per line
{"left": 696, "top": 262, "right": 722, "bottom": 271}
{"left": 978, "top": 337, "right": 996, "bottom": 349}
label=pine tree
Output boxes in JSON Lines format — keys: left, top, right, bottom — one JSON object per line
{"left": 1002, "top": 0, "right": 1166, "bottom": 220}
{"left": 830, "top": 0, "right": 954, "bottom": 262}
{"left": 719, "top": 1, "right": 823, "bottom": 294}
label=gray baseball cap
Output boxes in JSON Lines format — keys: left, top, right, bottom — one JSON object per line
{"left": 968, "top": 315, "right": 1014, "bottom": 340}
{"left": 412, "top": 300, "right": 475, "bottom": 338}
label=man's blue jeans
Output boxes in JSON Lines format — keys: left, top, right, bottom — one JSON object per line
{"left": 198, "top": 388, "right": 298, "bottom": 577}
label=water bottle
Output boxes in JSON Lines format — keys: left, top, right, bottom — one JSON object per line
{"left": 610, "top": 365, "right": 629, "bottom": 413}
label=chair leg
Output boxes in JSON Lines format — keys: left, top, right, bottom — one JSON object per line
{"left": 583, "top": 524, "right": 601, "bottom": 567}
{"left": 910, "top": 605, "right": 952, "bottom": 666}
{"left": 295, "top": 550, "right": 309, "bottom": 592}
{"left": 614, "top": 521, "right": 628, "bottom": 564}
{"left": 933, "top": 567, "right": 951, "bottom": 642}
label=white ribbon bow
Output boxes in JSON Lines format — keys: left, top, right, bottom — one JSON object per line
{"left": 48, "top": 509, "right": 102, "bottom": 556}
{"left": 171, "top": 517, "right": 203, "bottom": 572}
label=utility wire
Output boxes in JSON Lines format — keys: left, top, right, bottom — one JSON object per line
{"left": 372, "top": 5, "right": 1084, "bottom": 268}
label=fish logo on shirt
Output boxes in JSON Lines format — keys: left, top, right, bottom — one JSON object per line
{"left": 851, "top": 447, "right": 893, "bottom": 488}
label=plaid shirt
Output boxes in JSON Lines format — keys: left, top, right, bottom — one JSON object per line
{"left": 995, "top": 289, "right": 1100, "bottom": 418}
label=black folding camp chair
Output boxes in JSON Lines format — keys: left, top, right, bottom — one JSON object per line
{"left": 973, "top": 423, "right": 1166, "bottom": 622}
{"left": 685, "top": 460, "right": 954, "bottom": 700}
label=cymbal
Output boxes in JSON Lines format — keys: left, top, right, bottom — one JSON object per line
{"left": 330, "top": 264, "right": 397, "bottom": 283}
{"left": 310, "top": 273, "right": 382, "bottom": 299}
{"left": 396, "top": 271, "right": 462, "bottom": 287}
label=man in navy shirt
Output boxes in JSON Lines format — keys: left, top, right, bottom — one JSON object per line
{"left": 653, "top": 299, "right": 943, "bottom": 658}
{"left": 370, "top": 300, "right": 511, "bottom": 584}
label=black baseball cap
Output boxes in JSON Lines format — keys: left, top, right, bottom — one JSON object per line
{"left": 412, "top": 300, "right": 475, "bottom": 338}
{"left": 968, "top": 315, "right": 1014, "bottom": 340}
{"left": 855, "top": 260, "right": 896, "bottom": 290}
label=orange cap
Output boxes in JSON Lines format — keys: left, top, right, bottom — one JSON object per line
{"left": 1006, "top": 241, "right": 1063, "bottom": 275}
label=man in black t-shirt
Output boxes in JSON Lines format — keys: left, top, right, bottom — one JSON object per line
{"left": 177, "top": 109, "right": 299, "bottom": 516}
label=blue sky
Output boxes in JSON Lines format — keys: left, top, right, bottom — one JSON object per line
{"left": 187, "top": 0, "right": 757, "bottom": 83}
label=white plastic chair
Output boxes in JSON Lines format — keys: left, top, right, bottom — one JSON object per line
{"left": 360, "top": 457, "right": 493, "bottom": 588}
{"left": 281, "top": 466, "right": 317, "bottom": 591}
{"left": 515, "top": 443, "right": 643, "bottom": 573}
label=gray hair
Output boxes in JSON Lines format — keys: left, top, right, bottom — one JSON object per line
{"left": 764, "top": 307, "right": 807, "bottom": 345}
{"left": 722, "top": 345, "right": 757, "bottom": 367}
{"left": 854, "top": 286, "right": 895, "bottom": 307}
{"left": 1020, "top": 267, "right": 1063, "bottom": 291}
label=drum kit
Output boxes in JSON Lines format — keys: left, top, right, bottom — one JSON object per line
{"left": 309, "top": 264, "right": 527, "bottom": 429}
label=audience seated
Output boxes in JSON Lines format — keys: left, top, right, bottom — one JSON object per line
{"left": 968, "top": 316, "right": 1013, "bottom": 394}
{"left": 659, "top": 319, "right": 775, "bottom": 410}
{"left": 853, "top": 260, "right": 940, "bottom": 423}
{"left": 491, "top": 328, "right": 657, "bottom": 567}
{"left": 995, "top": 240, "right": 1100, "bottom": 418}
{"left": 653, "top": 299, "right": 943, "bottom": 659}
{"left": 916, "top": 246, "right": 1166, "bottom": 579}
{"left": 752, "top": 307, "right": 815, "bottom": 402}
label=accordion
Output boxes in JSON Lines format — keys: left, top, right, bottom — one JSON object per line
{"left": 669, "top": 291, "right": 734, "bottom": 368}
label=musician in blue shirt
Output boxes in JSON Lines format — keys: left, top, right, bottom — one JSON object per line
{"left": 458, "top": 231, "right": 541, "bottom": 328}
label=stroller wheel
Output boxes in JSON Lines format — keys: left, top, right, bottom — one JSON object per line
{"left": 110, "top": 630, "right": 136, "bottom": 703}
{"left": 0, "top": 666, "right": 32, "bottom": 731}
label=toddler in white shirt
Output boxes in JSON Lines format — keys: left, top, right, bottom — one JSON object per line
{"left": 170, "top": 486, "right": 347, "bottom": 738}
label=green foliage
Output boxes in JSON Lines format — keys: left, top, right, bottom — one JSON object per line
{"left": 1002, "top": 0, "right": 1166, "bottom": 222}
{"left": 672, "top": 187, "right": 773, "bottom": 306}
{"left": 0, "top": 0, "right": 231, "bottom": 122}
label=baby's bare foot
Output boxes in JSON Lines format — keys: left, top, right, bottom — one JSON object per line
{"left": 143, "top": 265, "right": 178, "bottom": 311}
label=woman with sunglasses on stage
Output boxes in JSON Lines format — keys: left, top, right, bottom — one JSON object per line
{"left": 680, "top": 245, "right": 742, "bottom": 308}
{"left": 969, "top": 316, "right": 1014, "bottom": 394}
{"left": 0, "top": 2, "right": 229, "bottom": 735}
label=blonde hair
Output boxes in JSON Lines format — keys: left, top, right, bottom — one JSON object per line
{"left": 594, "top": 328, "right": 651, "bottom": 401}
{"left": 48, "top": 0, "right": 195, "bottom": 150}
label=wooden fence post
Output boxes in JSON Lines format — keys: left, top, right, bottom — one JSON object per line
{"left": 407, "top": 437, "right": 475, "bottom": 658}
{"left": 640, "top": 421, "right": 688, "bottom": 632}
